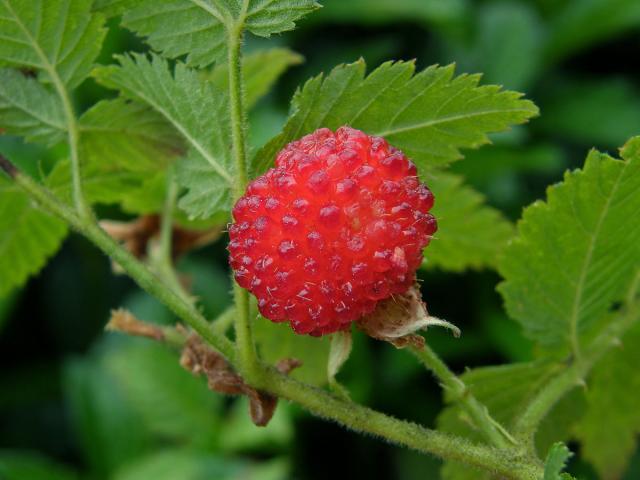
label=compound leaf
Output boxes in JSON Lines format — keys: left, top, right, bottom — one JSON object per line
{"left": 0, "top": 0, "right": 106, "bottom": 89}
{"left": 0, "top": 175, "right": 67, "bottom": 297}
{"left": 93, "top": 54, "right": 234, "bottom": 219}
{"left": 0, "top": 68, "right": 65, "bottom": 146}
{"left": 115, "top": 0, "right": 319, "bottom": 68}
{"left": 253, "top": 60, "right": 538, "bottom": 176}
{"left": 498, "top": 137, "right": 640, "bottom": 353}
{"left": 424, "top": 172, "right": 513, "bottom": 272}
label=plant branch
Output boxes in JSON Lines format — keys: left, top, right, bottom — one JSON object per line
{"left": 5, "top": 159, "right": 547, "bottom": 480}
{"left": 226, "top": 3, "right": 258, "bottom": 380}
{"left": 513, "top": 275, "right": 640, "bottom": 451}
{"left": 9, "top": 166, "right": 235, "bottom": 360}
{"left": 258, "top": 365, "right": 544, "bottom": 480}
{"left": 411, "top": 344, "right": 516, "bottom": 449}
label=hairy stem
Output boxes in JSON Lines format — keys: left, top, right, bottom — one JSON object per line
{"left": 55, "top": 78, "right": 90, "bottom": 220}
{"left": 6, "top": 162, "right": 546, "bottom": 480}
{"left": 154, "top": 167, "right": 191, "bottom": 302}
{"left": 259, "top": 365, "right": 543, "bottom": 480}
{"left": 12, "top": 169, "right": 235, "bottom": 360}
{"left": 227, "top": 6, "right": 258, "bottom": 380}
{"left": 411, "top": 345, "right": 515, "bottom": 449}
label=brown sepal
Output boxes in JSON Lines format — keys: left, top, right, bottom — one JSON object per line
{"left": 180, "top": 335, "right": 301, "bottom": 427}
{"left": 357, "top": 285, "right": 460, "bottom": 349}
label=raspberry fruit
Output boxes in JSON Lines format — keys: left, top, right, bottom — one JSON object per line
{"left": 228, "top": 126, "right": 436, "bottom": 336}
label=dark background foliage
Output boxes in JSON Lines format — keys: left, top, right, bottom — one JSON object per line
{"left": 1, "top": 0, "right": 640, "bottom": 478}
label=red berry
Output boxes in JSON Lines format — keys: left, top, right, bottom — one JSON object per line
{"left": 228, "top": 126, "right": 437, "bottom": 336}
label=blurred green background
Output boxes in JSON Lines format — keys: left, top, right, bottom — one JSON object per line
{"left": 2, "top": 0, "right": 640, "bottom": 479}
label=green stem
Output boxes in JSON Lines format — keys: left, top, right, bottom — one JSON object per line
{"left": 211, "top": 306, "right": 236, "bottom": 335}
{"left": 159, "top": 168, "right": 178, "bottom": 269}
{"left": 227, "top": 6, "right": 258, "bottom": 380}
{"left": 55, "top": 78, "right": 90, "bottom": 220}
{"left": 411, "top": 345, "right": 515, "bottom": 449}
{"left": 7, "top": 164, "right": 546, "bottom": 480}
{"left": 13, "top": 170, "right": 235, "bottom": 360}
{"left": 153, "top": 167, "right": 191, "bottom": 303}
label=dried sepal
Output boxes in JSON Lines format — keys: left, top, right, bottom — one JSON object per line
{"left": 180, "top": 334, "right": 301, "bottom": 426}
{"left": 357, "top": 285, "right": 460, "bottom": 348}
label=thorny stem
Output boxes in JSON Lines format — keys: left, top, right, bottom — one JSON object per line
{"left": 227, "top": 4, "right": 259, "bottom": 381}
{"left": 4, "top": 162, "right": 546, "bottom": 480}
{"left": 411, "top": 344, "right": 516, "bottom": 449}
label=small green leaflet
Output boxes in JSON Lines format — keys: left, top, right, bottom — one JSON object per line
{"left": 0, "top": 69, "right": 65, "bottom": 146}
{"left": 253, "top": 60, "right": 538, "bottom": 176}
{"left": 105, "top": 0, "right": 320, "bottom": 68}
{"left": 0, "top": 0, "right": 106, "bottom": 89}
{"left": 543, "top": 443, "right": 574, "bottom": 480}
{"left": 498, "top": 137, "right": 640, "bottom": 353}
{"left": 424, "top": 172, "right": 514, "bottom": 271}
{"left": 204, "top": 48, "right": 303, "bottom": 110}
{"left": 575, "top": 320, "right": 640, "bottom": 478}
{"left": 93, "top": 54, "right": 234, "bottom": 219}
{"left": 0, "top": 175, "right": 67, "bottom": 298}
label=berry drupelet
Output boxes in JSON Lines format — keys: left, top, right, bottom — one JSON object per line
{"left": 228, "top": 126, "right": 437, "bottom": 336}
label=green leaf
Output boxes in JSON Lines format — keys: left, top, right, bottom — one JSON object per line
{"left": 0, "top": 68, "right": 65, "bottom": 145}
{"left": 535, "top": 78, "right": 640, "bottom": 148}
{"left": 79, "top": 98, "right": 183, "bottom": 172}
{"left": 423, "top": 172, "right": 513, "bottom": 272}
{"left": 544, "top": 0, "right": 640, "bottom": 64}
{"left": 93, "top": 54, "right": 234, "bottom": 219}
{"left": 467, "top": 2, "right": 543, "bottom": 91}
{"left": 219, "top": 397, "right": 293, "bottom": 453}
{"left": 114, "top": 450, "right": 288, "bottom": 480}
{"left": 63, "top": 353, "right": 151, "bottom": 476}
{"left": 544, "top": 443, "right": 573, "bottom": 480}
{"left": 104, "top": 340, "right": 221, "bottom": 448}
{"left": 253, "top": 60, "right": 538, "bottom": 176}
{"left": 315, "top": 0, "right": 467, "bottom": 26}
{"left": 253, "top": 313, "right": 330, "bottom": 386}
{"left": 93, "top": 0, "right": 138, "bottom": 17}
{"left": 498, "top": 138, "right": 640, "bottom": 352}
{"left": 0, "top": 175, "right": 67, "bottom": 297}
{"left": 575, "top": 321, "right": 640, "bottom": 478}
{"left": 113, "top": 450, "right": 241, "bottom": 480}
{"left": 205, "top": 48, "right": 303, "bottom": 110}
{"left": 47, "top": 158, "right": 144, "bottom": 207}
{"left": 438, "top": 361, "right": 583, "bottom": 480}
{"left": 0, "top": 451, "right": 77, "bottom": 480}
{"left": 0, "top": 0, "right": 106, "bottom": 88}
{"left": 116, "top": 0, "right": 319, "bottom": 68}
